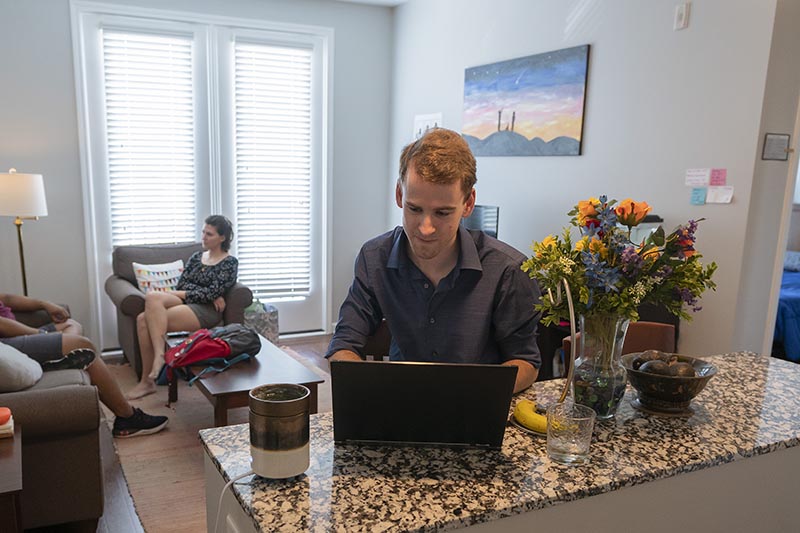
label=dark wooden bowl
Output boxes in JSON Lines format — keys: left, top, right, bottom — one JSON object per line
{"left": 621, "top": 353, "right": 717, "bottom": 413}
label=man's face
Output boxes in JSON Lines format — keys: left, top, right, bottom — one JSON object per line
{"left": 395, "top": 165, "right": 475, "bottom": 264}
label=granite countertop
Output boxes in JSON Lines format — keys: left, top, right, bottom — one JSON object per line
{"left": 200, "top": 352, "right": 800, "bottom": 532}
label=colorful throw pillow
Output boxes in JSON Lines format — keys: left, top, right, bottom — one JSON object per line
{"left": 0, "top": 342, "right": 43, "bottom": 392}
{"left": 785, "top": 251, "right": 800, "bottom": 272}
{"left": 132, "top": 259, "right": 184, "bottom": 294}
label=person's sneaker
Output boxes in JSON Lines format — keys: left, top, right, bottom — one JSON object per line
{"left": 113, "top": 408, "right": 169, "bottom": 438}
{"left": 41, "top": 348, "right": 96, "bottom": 371}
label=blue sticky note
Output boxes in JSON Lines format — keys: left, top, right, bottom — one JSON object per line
{"left": 690, "top": 187, "right": 707, "bottom": 205}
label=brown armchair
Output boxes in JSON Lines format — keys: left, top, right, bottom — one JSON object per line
{"left": 104, "top": 242, "right": 253, "bottom": 378}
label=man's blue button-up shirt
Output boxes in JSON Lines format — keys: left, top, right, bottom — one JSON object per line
{"left": 326, "top": 226, "right": 542, "bottom": 367}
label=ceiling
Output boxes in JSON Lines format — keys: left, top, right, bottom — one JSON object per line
{"left": 334, "top": 0, "right": 408, "bottom": 6}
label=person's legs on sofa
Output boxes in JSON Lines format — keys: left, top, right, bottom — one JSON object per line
{"left": 54, "top": 317, "right": 83, "bottom": 335}
{"left": 5, "top": 331, "right": 169, "bottom": 437}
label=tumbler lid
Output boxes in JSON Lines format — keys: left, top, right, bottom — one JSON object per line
{"left": 249, "top": 383, "right": 310, "bottom": 417}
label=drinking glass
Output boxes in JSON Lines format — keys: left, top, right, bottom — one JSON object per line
{"left": 546, "top": 402, "right": 596, "bottom": 464}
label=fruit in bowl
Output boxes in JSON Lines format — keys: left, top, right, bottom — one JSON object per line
{"left": 622, "top": 351, "right": 717, "bottom": 413}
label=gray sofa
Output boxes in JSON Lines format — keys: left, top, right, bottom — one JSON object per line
{"left": 104, "top": 242, "right": 253, "bottom": 378}
{"left": 0, "top": 309, "right": 103, "bottom": 531}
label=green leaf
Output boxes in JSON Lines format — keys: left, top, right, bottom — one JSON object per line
{"left": 651, "top": 226, "right": 665, "bottom": 246}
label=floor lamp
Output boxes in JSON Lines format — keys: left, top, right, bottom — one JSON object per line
{"left": 0, "top": 169, "right": 48, "bottom": 296}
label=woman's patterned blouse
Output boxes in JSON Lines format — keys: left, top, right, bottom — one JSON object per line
{"left": 176, "top": 251, "right": 238, "bottom": 304}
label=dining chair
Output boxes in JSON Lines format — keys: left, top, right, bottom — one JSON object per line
{"left": 560, "top": 320, "right": 677, "bottom": 376}
{"left": 363, "top": 319, "right": 391, "bottom": 361}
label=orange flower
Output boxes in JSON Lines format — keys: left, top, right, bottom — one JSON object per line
{"left": 615, "top": 198, "right": 651, "bottom": 227}
{"left": 676, "top": 227, "right": 696, "bottom": 257}
{"left": 577, "top": 197, "right": 601, "bottom": 226}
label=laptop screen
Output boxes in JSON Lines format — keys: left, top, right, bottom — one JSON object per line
{"left": 330, "top": 360, "right": 517, "bottom": 449}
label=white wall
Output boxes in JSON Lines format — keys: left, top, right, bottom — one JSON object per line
{"left": 5, "top": 0, "right": 800, "bottom": 356}
{"left": 0, "top": 0, "right": 393, "bottom": 341}
{"left": 390, "top": 0, "right": 794, "bottom": 356}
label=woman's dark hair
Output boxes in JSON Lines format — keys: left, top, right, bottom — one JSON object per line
{"left": 205, "top": 215, "right": 234, "bottom": 252}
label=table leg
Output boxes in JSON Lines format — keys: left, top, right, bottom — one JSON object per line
{"left": 0, "top": 493, "right": 22, "bottom": 532}
{"left": 307, "top": 384, "right": 318, "bottom": 415}
{"left": 168, "top": 377, "right": 178, "bottom": 403}
{"left": 214, "top": 398, "right": 229, "bottom": 427}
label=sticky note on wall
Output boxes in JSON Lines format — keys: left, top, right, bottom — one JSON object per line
{"left": 707, "top": 186, "right": 734, "bottom": 204}
{"left": 686, "top": 169, "right": 710, "bottom": 187}
{"left": 710, "top": 168, "right": 727, "bottom": 185}
{"left": 690, "top": 188, "right": 707, "bottom": 205}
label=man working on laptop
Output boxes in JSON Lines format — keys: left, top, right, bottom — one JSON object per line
{"left": 327, "top": 128, "right": 541, "bottom": 393}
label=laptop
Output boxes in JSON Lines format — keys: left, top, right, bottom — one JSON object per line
{"left": 330, "top": 360, "right": 517, "bottom": 449}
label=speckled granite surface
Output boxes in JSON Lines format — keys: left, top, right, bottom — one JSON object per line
{"left": 200, "top": 352, "right": 800, "bottom": 532}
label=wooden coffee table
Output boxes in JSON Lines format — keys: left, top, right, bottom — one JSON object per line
{"left": 168, "top": 335, "right": 324, "bottom": 426}
{"left": 0, "top": 426, "right": 23, "bottom": 532}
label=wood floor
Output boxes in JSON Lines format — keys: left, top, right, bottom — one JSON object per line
{"left": 69, "top": 334, "right": 333, "bottom": 533}
{"left": 280, "top": 333, "right": 333, "bottom": 374}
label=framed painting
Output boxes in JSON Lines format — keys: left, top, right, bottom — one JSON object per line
{"left": 462, "top": 44, "right": 590, "bottom": 157}
{"left": 762, "top": 133, "right": 790, "bottom": 161}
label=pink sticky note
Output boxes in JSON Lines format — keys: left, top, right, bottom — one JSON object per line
{"left": 710, "top": 168, "right": 727, "bottom": 186}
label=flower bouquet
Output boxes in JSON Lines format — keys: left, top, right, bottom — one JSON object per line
{"left": 522, "top": 196, "right": 717, "bottom": 418}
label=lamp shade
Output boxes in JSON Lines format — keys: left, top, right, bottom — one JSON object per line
{"left": 0, "top": 169, "right": 48, "bottom": 217}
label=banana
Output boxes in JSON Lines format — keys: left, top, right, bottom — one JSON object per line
{"left": 513, "top": 399, "right": 547, "bottom": 434}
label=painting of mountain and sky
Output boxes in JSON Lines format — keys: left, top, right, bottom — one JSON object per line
{"left": 462, "top": 45, "right": 590, "bottom": 157}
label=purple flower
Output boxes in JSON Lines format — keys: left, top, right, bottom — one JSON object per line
{"left": 620, "top": 246, "right": 643, "bottom": 278}
{"left": 675, "top": 287, "right": 703, "bottom": 312}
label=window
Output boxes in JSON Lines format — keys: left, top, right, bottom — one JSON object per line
{"left": 102, "top": 30, "right": 197, "bottom": 245}
{"left": 234, "top": 42, "right": 313, "bottom": 298}
{"left": 72, "top": 3, "right": 331, "bottom": 349}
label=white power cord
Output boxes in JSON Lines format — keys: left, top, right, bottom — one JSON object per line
{"left": 214, "top": 469, "right": 255, "bottom": 533}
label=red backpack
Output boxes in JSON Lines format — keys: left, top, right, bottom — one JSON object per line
{"left": 162, "top": 324, "right": 260, "bottom": 384}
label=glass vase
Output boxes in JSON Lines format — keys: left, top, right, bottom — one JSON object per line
{"left": 572, "top": 314, "right": 630, "bottom": 420}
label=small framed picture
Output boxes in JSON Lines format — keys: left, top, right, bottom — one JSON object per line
{"left": 762, "top": 133, "right": 791, "bottom": 161}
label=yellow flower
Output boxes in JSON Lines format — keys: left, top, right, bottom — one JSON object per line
{"left": 588, "top": 237, "right": 608, "bottom": 259}
{"left": 574, "top": 237, "right": 589, "bottom": 252}
{"left": 615, "top": 198, "right": 651, "bottom": 227}
{"left": 535, "top": 234, "right": 558, "bottom": 257}
{"left": 577, "top": 197, "right": 601, "bottom": 226}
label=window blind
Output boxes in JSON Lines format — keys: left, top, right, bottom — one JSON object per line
{"left": 234, "top": 42, "right": 313, "bottom": 298}
{"left": 102, "top": 30, "right": 197, "bottom": 246}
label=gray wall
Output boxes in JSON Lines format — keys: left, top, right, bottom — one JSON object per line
{"left": 0, "top": 0, "right": 89, "bottom": 316}
{"left": 0, "top": 0, "right": 393, "bottom": 340}
{"left": 390, "top": 0, "right": 800, "bottom": 356}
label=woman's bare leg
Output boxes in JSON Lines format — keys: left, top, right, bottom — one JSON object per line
{"left": 126, "top": 313, "right": 158, "bottom": 400}
{"left": 143, "top": 292, "right": 184, "bottom": 359}
{"left": 147, "top": 305, "right": 201, "bottom": 380}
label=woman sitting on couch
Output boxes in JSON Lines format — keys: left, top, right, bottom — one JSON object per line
{"left": 126, "top": 215, "right": 238, "bottom": 400}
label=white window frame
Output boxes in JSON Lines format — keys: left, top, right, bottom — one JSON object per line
{"left": 70, "top": 1, "right": 333, "bottom": 348}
